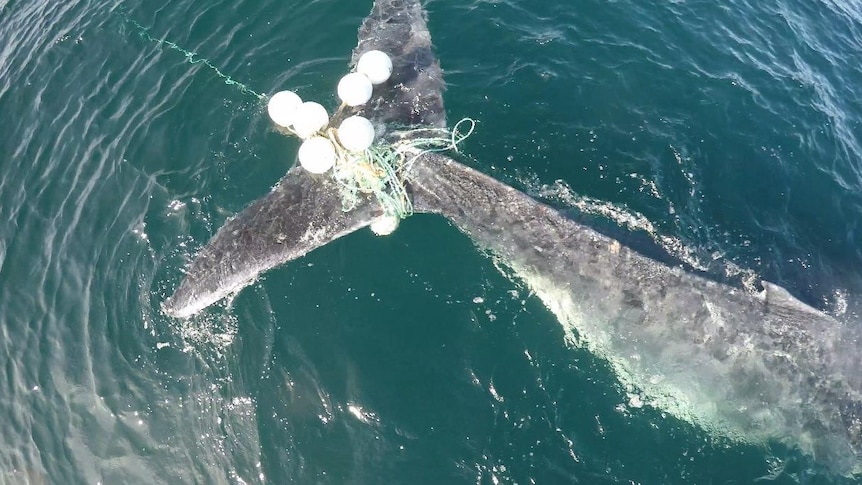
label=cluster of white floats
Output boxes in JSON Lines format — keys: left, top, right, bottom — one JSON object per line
{"left": 266, "top": 50, "right": 394, "bottom": 174}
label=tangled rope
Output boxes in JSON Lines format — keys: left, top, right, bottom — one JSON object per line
{"left": 327, "top": 118, "right": 476, "bottom": 219}
{"left": 119, "top": 11, "right": 265, "bottom": 100}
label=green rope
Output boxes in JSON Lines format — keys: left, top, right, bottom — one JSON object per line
{"left": 114, "top": 10, "right": 478, "bottom": 225}
{"left": 394, "top": 118, "right": 477, "bottom": 172}
{"left": 120, "top": 14, "right": 265, "bottom": 100}
{"left": 326, "top": 118, "right": 476, "bottom": 220}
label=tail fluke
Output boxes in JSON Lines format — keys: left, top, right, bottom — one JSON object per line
{"left": 162, "top": 168, "right": 379, "bottom": 318}
{"left": 163, "top": 0, "right": 445, "bottom": 318}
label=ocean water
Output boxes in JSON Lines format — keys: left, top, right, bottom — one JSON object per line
{"left": 1, "top": 0, "right": 861, "bottom": 483}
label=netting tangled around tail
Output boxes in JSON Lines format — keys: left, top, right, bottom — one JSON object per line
{"left": 328, "top": 118, "right": 476, "bottom": 219}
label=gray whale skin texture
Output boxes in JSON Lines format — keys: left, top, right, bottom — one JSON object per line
{"left": 162, "top": 0, "right": 862, "bottom": 476}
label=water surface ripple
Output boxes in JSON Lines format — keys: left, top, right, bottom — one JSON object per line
{"left": 1, "top": 0, "right": 861, "bottom": 483}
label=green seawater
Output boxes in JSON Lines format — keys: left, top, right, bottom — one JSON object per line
{"left": 1, "top": 0, "right": 861, "bottom": 483}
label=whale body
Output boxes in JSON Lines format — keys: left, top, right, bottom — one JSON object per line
{"left": 162, "top": 0, "right": 862, "bottom": 474}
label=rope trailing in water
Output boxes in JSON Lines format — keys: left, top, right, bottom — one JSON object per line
{"left": 116, "top": 11, "right": 474, "bottom": 221}
{"left": 327, "top": 118, "right": 476, "bottom": 219}
{"left": 119, "top": 13, "right": 265, "bottom": 100}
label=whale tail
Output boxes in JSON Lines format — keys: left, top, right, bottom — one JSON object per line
{"left": 161, "top": 167, "right": 380, "bottom": 318}
{"left": 163, "top": 0, "right": 444, "bottom": 318}
{"left": 159, "top": 0, "right": 862, "bottom": 475}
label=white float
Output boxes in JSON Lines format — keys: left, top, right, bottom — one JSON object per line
{"left": 292, "top": 102, "right": 330, "bottom": 139}
{"left": 267, "top": 90, "right": 302, "bottom": 128}
{"left": 337, "top": 116, "right": 376, "bottom": 152}
{"left": 370, "top": 215, "right": 399, "bottom": 236}
{"left": 298, "top": 136, "right": 337, "bottom": 174}
{"left": 357, "top": 50, "right": 393, "bottom": 85}
{"left": 337, "top": 72, "right": 373, "bottom": 106}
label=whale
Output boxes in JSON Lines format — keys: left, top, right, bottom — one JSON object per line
{"left": 162, "top": 0, "right": 862, "bottom": 475}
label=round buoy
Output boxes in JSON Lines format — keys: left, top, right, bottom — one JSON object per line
{"left": 357, "top": 50, "right": 393, "bottom": 85}
{"left": 267, "top": 91, "right": 303, "bottom": 128}
{"left": 298, "top": 136, "right": 336, "bottom": 174}
{"left": 337, "top": 116, "right": 376, "bottom": 152}
{"left": 292, "top": 102, "right": 330, "bottom": 139}
{"left": 370, "top": 215, "right": 399, "bottom": 236}
{"left": 337, "top": 72, "right": 373, "bottom": 107}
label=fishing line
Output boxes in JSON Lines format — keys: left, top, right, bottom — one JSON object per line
{"left": 118, "top": 10, "right": 265, "bottom": 101}
{"left": 327, "top": 119, "right": 477, "bottom": 220}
